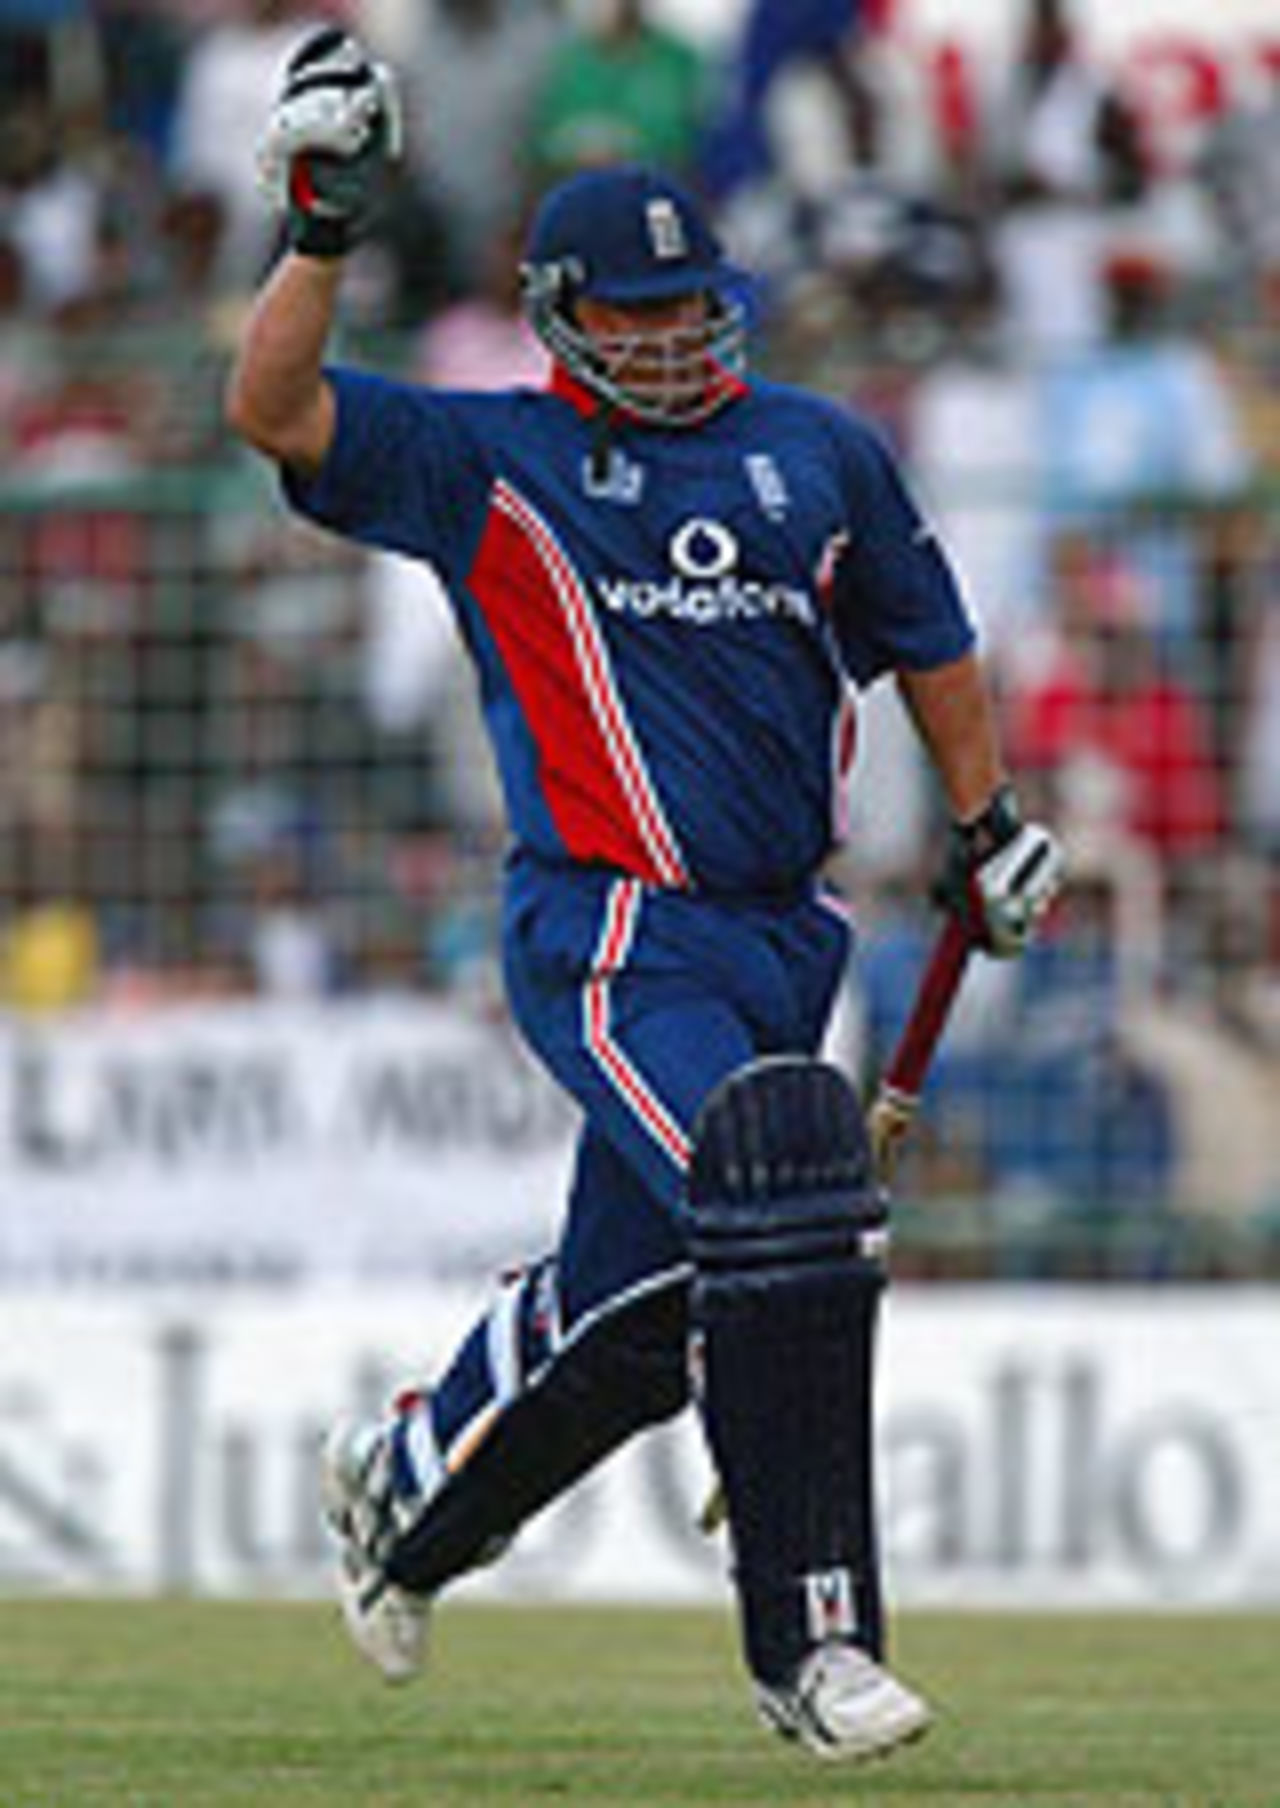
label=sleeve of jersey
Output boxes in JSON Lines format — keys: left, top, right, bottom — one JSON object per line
{"left": 280, "top": 368, "right": 486, "bottom": 576}
{"left": 827, "top": 423, "right": 977, "bottom": 688}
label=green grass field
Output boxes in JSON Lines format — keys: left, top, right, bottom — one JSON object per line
{"left": 1, "top": 1602, "right": 1276, "bottom": 1806}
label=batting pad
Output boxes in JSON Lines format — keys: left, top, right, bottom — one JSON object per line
{"left": 688, "top": 1058, "right": 887, "bottom": 1683}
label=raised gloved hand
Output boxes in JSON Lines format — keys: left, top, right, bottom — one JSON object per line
{"left": 256, "top": 28, "right": 402, "bottom": 259}
{"left": 935, "top": 785, "right": 1064, "bottom": 957}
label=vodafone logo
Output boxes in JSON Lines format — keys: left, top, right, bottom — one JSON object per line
{"left": 596, "top": 515, "right": 814, "bottom": 629}
{"left": 669, "top": 518, "right": 738, "bottom": 580}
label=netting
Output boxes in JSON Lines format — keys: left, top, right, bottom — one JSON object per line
{"left": 1, "top": 316, "right": 1278, "bottom": 1279}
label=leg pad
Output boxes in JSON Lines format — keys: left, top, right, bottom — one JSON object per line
{"left": 688, "top": 1058, "right": 887, "bottom": 1683}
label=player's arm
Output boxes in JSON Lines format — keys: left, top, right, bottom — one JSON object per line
{"left": 224, "top": 28, "right": 402, "bottom": 472}
{"left": 826, "top": 419, "right": 1065, "bottom": 958}
{"left": 896, "top": 650, "right": 1005, "bottom": 824}
{"left": 899, "top": 650, "right": 1064, "bottom": 957}
{"left": 226, "top": 254, "right": 341, "bottom": 471}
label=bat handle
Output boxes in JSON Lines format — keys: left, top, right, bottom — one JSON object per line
{"left": 867, "top": 1084, "right": 920, "bottom": 1179}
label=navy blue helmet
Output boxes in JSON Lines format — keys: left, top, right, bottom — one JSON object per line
{"left": 521, "top": 165, "right": 748, "bottom": 424}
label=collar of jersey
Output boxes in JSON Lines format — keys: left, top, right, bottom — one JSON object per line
{"left": 547, "top": 361, "right": 748, "bottom": 425}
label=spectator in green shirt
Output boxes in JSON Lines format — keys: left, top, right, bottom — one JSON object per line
{"left": 530, "top": 0, "right": 709, "bottom": 186}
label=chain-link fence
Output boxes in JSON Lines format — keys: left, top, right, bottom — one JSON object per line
{"left": 2, "top": 319, "right": 1278, "bottom": 1280}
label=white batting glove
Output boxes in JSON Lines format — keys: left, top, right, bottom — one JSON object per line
{"left": 257, "top": 28, "right": 402, "bottom": 257}
{"left": 938, "top": 787, "right": 1064, "bottom": 957}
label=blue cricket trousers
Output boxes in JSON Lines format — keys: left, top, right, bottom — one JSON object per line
{"left": 503, "top": 851, "right": 853, "bottom": 1323}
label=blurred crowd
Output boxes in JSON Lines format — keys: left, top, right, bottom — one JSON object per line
{"left": 1, "top": 0, "right": 1279, "bottom": 1253}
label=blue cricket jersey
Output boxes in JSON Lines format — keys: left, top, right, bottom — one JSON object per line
{"left": 284, "top": 367, "right": 975, "bottom": 895}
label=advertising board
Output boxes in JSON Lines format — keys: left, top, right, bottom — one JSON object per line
{"left": 3, "top": 1288, "right": 1276, "bottom": 1608}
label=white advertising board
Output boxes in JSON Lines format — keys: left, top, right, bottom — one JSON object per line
{"left": 2, "top": 1287, "right": 1277, "bottom": 1608}
{"left": 0, "top": 1002, "right": 573, "bottom": 1290}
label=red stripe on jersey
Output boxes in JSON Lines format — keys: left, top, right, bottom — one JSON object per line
{"left": 468, "top": 482, "right": 689, "bottom": 886}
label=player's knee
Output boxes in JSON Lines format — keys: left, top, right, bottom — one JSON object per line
{"left": 686, "top": 1056, "right": 886, "bottom": 1291}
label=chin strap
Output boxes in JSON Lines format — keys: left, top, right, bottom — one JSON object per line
{"left": 588, "top": 403, "right": 619, "bottom": 487}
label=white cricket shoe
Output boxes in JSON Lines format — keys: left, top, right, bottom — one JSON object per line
{"left": 756, "top": 1642, "right": 931, "bottom": 1762}
{"left": 320, "top": 1416, "right": 432, "bottom": 1685}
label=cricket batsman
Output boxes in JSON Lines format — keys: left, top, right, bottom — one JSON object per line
{"left": 226, "top": 29, "right": 1064, "bottom": 1764}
